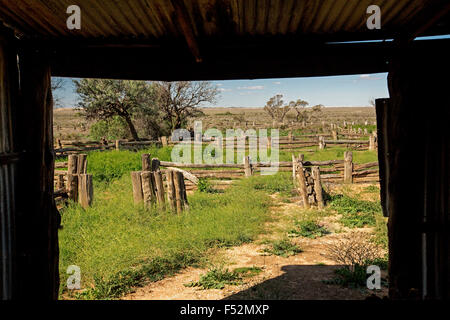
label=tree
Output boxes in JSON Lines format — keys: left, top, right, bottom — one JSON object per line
{"left": 264, "top": 94, "right": 291, "bottom": 123}
{"left": 74, "top": 79, "right": 157, "bottom": 140}
{"left": 154, "top": 81, "right": 218, "bottom": 131}
{"left": 289, "top": 99, "right": 309, "bottom": 122}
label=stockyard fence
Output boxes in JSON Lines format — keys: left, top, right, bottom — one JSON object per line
{"left": 53, "top": 131, "right": 379, "bottom": 208}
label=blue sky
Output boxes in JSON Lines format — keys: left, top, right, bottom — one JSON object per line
{"left": 55, "top": 72, "right": 388, "bottom": 108}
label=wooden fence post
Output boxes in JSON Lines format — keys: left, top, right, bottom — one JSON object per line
{"left": 344, "top": 151, "right": 353, "bottom": 183}
{"left": 312, "top": 166, "right": 324, "bottom": 209}
{"left": 131, "top": 171, "right": 144, "bottom": 204}
{"left": 295, "top": 159, "right": 310, "bottom": 209}
{"left": 142, "top": 154, "right": 151, "bottom": 171}
{"left": 288, "top": 130, "right": 293, "bottom": 142}
{"left": 115, "top": 139, "right": 121, "bottom": 150}
{"left": 68, "top": 154, "right": 78, "bottom": 174}
{"left": 67, "top": 154, "right": 78, "bottom": 201}
{"left": 141, "top": 171, "right": 156, "bottom": 208}
{"left": 77, "top": 154, "right": 87, "bottom": 174}
{"left": 153, "top": 171, "right": 166, "bottom": 209}
{"left": 318, "top": 136, "right": 326, "bottom": 149}
{"left": 78, "top": 174, "right": 93, "bottom": 209}
{"left": 67, "top": 174, "right": 78, "bottom": 202}
{"left": 161, "top": 136, "right": 168, "bottom": 147}
{"left": 244, "top": 156, "right": 252, "bottom": 177}
{"left": 267, "top": 136, "right": 271, "bottom": 149}
{"left": 56, "top": 174, "right": 65, "bottom": 190}
{"left": 166, "top": 170, "right": 176, "bottom": 211}
{"left": 173, "top": 171, "right": 184, "bottom": 213}
{"left": 292, "top": 154, "right": 297, "bottom": 186}
{"left": 332, "top": 130, "right": 338, "bottom": 141}
{"left": 369, "top": 135, "right": 375, "bottom": 151}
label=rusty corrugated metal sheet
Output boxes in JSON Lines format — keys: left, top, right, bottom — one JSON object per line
{"left": 0, "top": 0, "right": 435, "bottom": 41}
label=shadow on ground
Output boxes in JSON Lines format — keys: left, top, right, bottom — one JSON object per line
{"left": 223, "top": 265, "right": 386, "bottom": 300}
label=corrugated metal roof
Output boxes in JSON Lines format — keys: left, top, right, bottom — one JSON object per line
{"left": 0, "top": 0, "right": 444, "bottom": 41}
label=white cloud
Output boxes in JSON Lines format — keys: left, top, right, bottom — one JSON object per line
{"left": 360, "top": 74, "right": 370, "bottom": 78}
{"left": 218, "top": 88, "right": 232, "bottom": 92}
{"left": 273, "top": 81, "right": 281, "bottom": 85}
{"left": 237, "top": 85, "right": 264, "bottom": 90}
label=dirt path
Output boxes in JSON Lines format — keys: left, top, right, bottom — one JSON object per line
{"left": 122, "top": 192, "right": 387, "bottom": 300}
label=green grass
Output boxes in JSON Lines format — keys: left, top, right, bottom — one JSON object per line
{"left": 261, "top": 239, "right": 302, "bottom": 258}
{"left": 329, "top": 194, "right": 382, "bottom": 228}
{"left": 288, "top": 220, "right": 329, "bottom": 238}
{"left": 86, "top": 146, "right": 172, "bottom": 183}
{"left": 59, "top": 174, "right": 271, "bottom": 299}
{"left": 238, "top": 172, "right": 293, "bottom": 197}
{"left": 279, "top": 146, "right": 378, "bottom": 164}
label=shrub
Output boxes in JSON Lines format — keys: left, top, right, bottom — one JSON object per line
{"left": 262, "top": 239, "right": 302, "bottom": 257}
{"left": 325, "top": 231, "right": 384, "bottom": 267}
{"left": 184, "top": 267, "right": 242, "bottom": 290}
{"left": 289, "top": 220, "right": 329, "bottom": 238}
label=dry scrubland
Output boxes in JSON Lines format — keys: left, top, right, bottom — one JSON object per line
{"left": 55, "top": 106, "right": 386, "bottom": 300}
{"left": 54, "top": 107, "right": 376, "bottom": 140}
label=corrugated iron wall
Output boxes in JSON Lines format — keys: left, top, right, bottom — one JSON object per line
{"left": 0, "top": 0, "right": 427, "bottom": 40}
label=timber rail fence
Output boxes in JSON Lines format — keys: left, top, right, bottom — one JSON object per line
{"left": 53, "top": 128, "right": 376, "bottom": 157}
{"left": 150, "top": 150, "right": 379, "bottom": 192}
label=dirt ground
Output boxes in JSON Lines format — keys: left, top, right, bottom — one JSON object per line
{"left": 122, "top": 186, "right": 387, "bottom": 300}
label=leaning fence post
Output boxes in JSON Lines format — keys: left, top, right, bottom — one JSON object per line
{"left": 244, "top": 156, "right": 252, "bottom": 177}
{"left": 131, "top": 171, "right": 144, "bottom": 204}
{"left": 78, "top": 174, "right": 93, "bottom": 209}
{"left": 295, "top": 159, "right": 310, "bottom": 209}
{"left": 344, "top": 151, "right": 353, "bottom": 183}
{"left": 312, "top": 166, "right": 324, "bottom": 209}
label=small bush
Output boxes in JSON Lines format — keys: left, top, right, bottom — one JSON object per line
{"left": 197, "top": 178, "right": 219, "bottom": 193}
{"left": 289, "top": 220, "right": 329, "bottom": 239}
{"left": 184, "top": 268, "right": 242, "bottom": 290}
{"left": 323, "top": 264, "right": 368, "bottom": 288}
{"left": 325, "top": 231, "right": 384, "bottom": 267}
{"left": 262, "top": 239, "right": 302, "bottom": 258}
